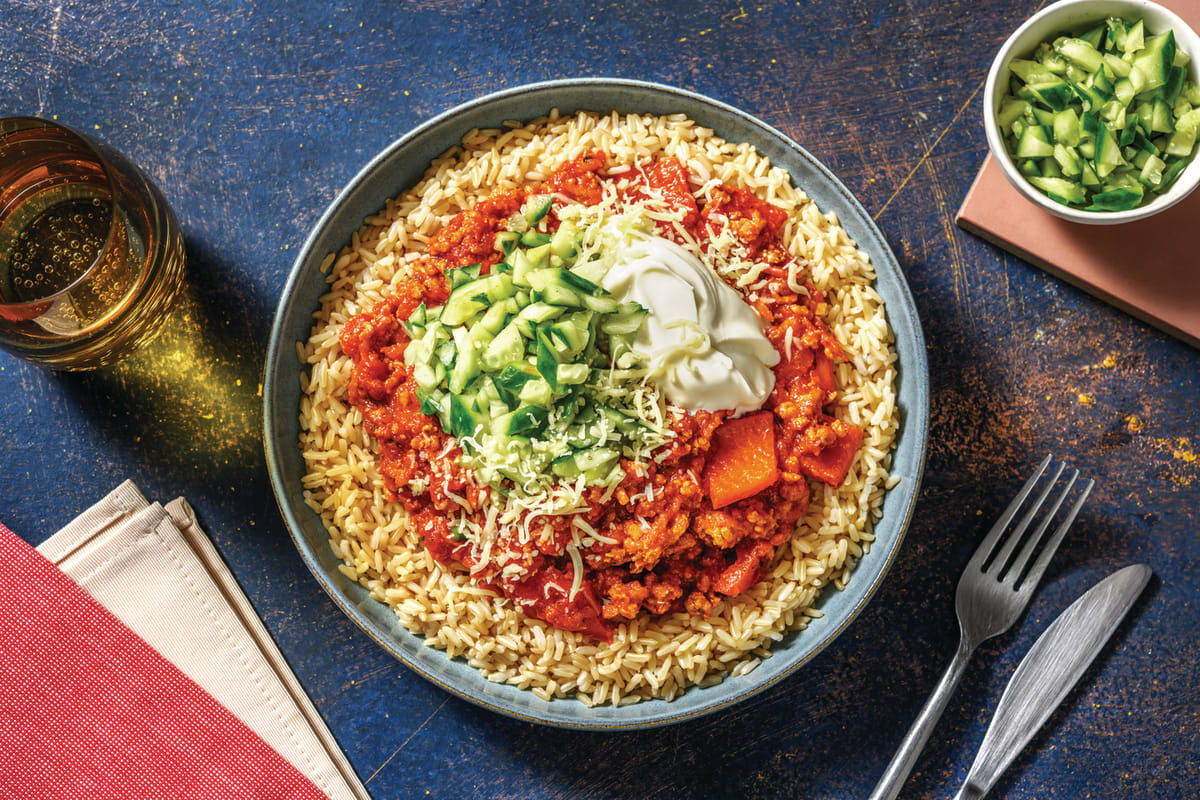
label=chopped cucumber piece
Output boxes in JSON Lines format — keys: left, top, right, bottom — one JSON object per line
{"left": 1055, "top": 37, "right": 1104, "bottom": 73}
{"left": 447, "top": 263, "right": 483, "bottom": 289}
{"left": 494, "top": 230, "right": 521, "bottom": 255}
{"left": 1088, "top": 185, "right": 1144, "bottom": 210}
{"left": 551, "top": 447, "right": 619, "bottom": 480}
{"left": 556, "top": 363, "right": 590, "bottom": 385}
{"left": 1030, "top": 176, "right": 1088, "bottom": 204}
{"left": 520, "top": 230, "right": 552, "bottom": 248}
{"left": 524, "top": 195, "right": 553, "bottom": 226}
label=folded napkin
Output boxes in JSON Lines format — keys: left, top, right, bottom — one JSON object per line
{"left": 0, "top": 481, "right": 371, "bottom": 800}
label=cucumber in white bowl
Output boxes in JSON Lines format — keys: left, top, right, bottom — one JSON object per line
{"left": 984, "top": 0, "right": 1200, "bottom": 224}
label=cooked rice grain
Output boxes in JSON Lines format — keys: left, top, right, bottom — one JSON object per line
{"left": 298, "top": 110, "right": 900, "bottom": 705}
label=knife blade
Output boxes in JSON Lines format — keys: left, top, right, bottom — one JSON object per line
{"left": 953, "top": 563, "right": 1152, "bottom": 800}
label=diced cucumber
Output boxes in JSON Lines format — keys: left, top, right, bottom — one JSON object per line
{"left": 1164, "top": 66, "right": 1187, "bottom": 105}
{"left": 1139, "top": 153, "right": 1167, "bottom": 185}
{"left": 505, "top": 405, "right": 549, "bottom": 438}
{"left": 518, "top": 377, "right": 552, "bottom": 407}
{"left": 1026, "top": 80, "right": 1074, "bottom": 111}
{"left": 1131, "top": 31, "right": 1176, "bottom": 92}
{"left": 476, "top": 298, "right": 515, "bottom": 334}
{"left": 491, "top": 363, "right": 533, "bottom": 403}
{"left": 1126, "top": 18, "right": 1146, "bottom": 52}
{"left": 520, "top": 230, "right": 552, "bottom": 248}
{"left": 449, "top": 393, "right": 481, "bottom": 438}
{"left": 482, "top": 322, "right": 525, "bottom": 371}
{"left": 1030, "top": 105, "right": 1057, "bottom": 126}
{"left": 550, "top": 223, "right": 578, "bottom": 262}
{"left": 1093, "top": 119, "right": 1126, "bottom": 177}
{"left": 1078, "top": 23, "right": 1106, "bottom": 50}
{"left": 1053, "top": 108, "right": 1081, "bottom": 146}
{"left": 524, "top": 195, "right": 553, "bottom": 226}
{"left": 1030, "top": 176, "right": 1088, "bottom": 204}
{"left": 550, "top": 447, "right": 619, "bottom": 480}
{"left": 447, "top": 263, "right": 483, "bottom": 289}
{"left": 535, "top": 329, "right": 559, "bottom": 390}
{"left": 1069, "top": 78, "right": 1108, "bottom": 111}
{"left": 1113, "top": 76, "right": 1137, "bottom": 105}
{"left": 580, "top": 293, "right": 618, "bottom": 314}
{"left": 599, "top": 308, "right": 647, "bottom": 335}
{"left": 494, "top": 230, "right": 521, "bottom": 255}
{"left": 556, "top": 363, "right": 590, "bottom": 385}
{"left": 448, "top": 337, "right": 483, "bottom": 394}
{"left": 568, "top": 257, "right": 609, "bottom": 285}
{"left": 435, "top": 339, "right": 456, "bottom": 367}
{"left": 525, "top": 243, "right": 551, "bottom": 269}
{"left": 597, "top": 405, "right": 648, "bottom": 435}
{"left": 441, "top": 273, "right": 515, "bottom": 326}
{"left": 1010, "top": 58, "right": 1059, "bottom": 84}
{"left": 1159, "top": 155, "right": 1190, "bottom": 186}
{"left": 546, "top": 313, "right": 591, "bottom": 355}
{"left": 1166, "top": 107, "right": 1200, "bottom": 155}
{"left": 409, "top": 302, "right": 428, "bottom": 328}
{"left": 512, "top": 301, "right": 565, "bottom": 338}
{"left": 413, "top": 362, "right": 445, "bottom": 392}
{"left": 1103, "top": 52, "right": 1131, "bottom": 78}
{"left": 540, "top": 283, "right": 585, "bottom": 307}
{"left": 1000, "top": 15, "right": 1199, "bottom": 210}
{"left": 401, "top": 206, "right": 655, "bottom": 491}
{"left": 508, "top": 248, "right": 535, "bottom": 288}
{"left": 1015, "top": 124, "right": 1055, "bottom": 158}
{"left": 997, "top": 97, "right": 1031, "bottom": 129}
{"left": 1053, "top": 143, "right": 1083, "bottom": 176}
{"left": 1088, "top": 185, "right": 1144, "bottom": 210}
{"left": 1056, "top": 37, "right": 1104, "bottom": 73}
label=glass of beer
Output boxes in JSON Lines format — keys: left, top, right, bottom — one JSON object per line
{"left": 0, "top": 117, "right": 186, "bottom": 369}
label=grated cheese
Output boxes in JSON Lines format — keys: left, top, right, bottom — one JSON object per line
{"left": 402, "top": 166, "right": 810, "bottom": 583}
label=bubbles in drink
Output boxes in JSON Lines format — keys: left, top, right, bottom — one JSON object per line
{"left": 3, "top": 196, "right": 111, "bottom": 302}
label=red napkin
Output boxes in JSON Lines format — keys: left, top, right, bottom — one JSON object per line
{"left": 0, "top": 523, "right": 330, "bottom": 800}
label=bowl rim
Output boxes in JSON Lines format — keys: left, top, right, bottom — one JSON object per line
{"left": 263, "top": 77, "right": 930, "bottom": 729}
{"left": 983, "top": 0, "right": 1200, "bottom": 225}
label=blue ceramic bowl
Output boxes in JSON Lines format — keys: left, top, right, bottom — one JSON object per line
{"left": 264, "top": 78, "right": 929, "bottom": 729}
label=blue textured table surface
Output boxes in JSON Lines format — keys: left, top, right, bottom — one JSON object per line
{"left": 2, "top": 2, "right": 1197, "bottom": 798}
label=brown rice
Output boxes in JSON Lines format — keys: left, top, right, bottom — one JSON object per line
{"left": 297, "top": 109, "right": 899, "bottom": 705}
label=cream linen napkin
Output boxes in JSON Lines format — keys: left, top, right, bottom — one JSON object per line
{"left": 36, "top": 481, "right": 371, "bottom": 800}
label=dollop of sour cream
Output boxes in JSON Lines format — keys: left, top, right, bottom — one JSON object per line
{"left": 601, "top": 233, "right": 779, "bottom": 415}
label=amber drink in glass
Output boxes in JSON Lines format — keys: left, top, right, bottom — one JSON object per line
{"left": 0, "top": 117, "right": 185, "bottom": 369}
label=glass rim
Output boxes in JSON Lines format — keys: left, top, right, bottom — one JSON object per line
{"left": 0, "top": 115, "right": 123, "bottom": 310}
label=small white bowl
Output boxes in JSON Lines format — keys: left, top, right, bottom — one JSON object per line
{"left": 984, "top": 0, "right": 1200, "bottom": 224}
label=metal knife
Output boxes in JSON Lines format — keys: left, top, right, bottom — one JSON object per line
{"left": 953, "top": 563, "right": 1152, "bottom": 800}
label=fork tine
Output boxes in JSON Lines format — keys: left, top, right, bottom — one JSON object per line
{"left": 1015, "top": 477, "right": 1095, "bottom": 591}
{"left": 989, "top": 460, "right": 1067, "bottom": 576}
{"left": 984, "top": 455, "right": 1070, "bottom": 575}
{"left": 967, "top": 454, "right": 1053, "bottom": 571}
{"left": 1004, "top": 469, "right": 1078, "bottom": 585}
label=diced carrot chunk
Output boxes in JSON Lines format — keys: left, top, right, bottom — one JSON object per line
{"left": 797, "top": 423, "right": 863, "bottom": 486}
{"left": 713, "top": 545, "right": 762, "bottom": 596}
{"left": 703, "top": 411, "right": 779, "bottom": 509}
{"left": 714, "top": 539, "right": 778, "bottom": 596}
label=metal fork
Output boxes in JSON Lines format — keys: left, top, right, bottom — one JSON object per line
{"left": 868, "top": 454, "right": 1094, "bottom": 800}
